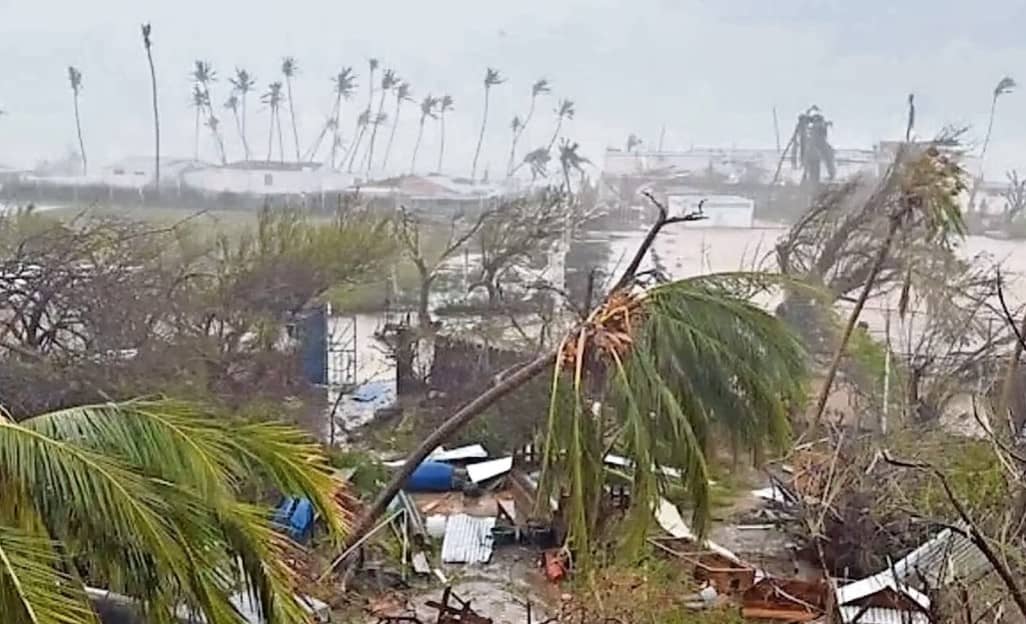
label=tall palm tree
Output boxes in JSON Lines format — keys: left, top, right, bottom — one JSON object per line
{"left": 508, "top": 78, "right": 550, "bottom": 175}
{"left": 547, "top": 98, "right": 575, "bottom": 151}
{"left": 410, "top": 94, "right": 438, "bottom": 174}
{"left": 190, "top": 84, "right": 209, "bottom": 160}
{"left": 192, "top": 60, "right": 226, "bottom": 164}
{"left": 315, "top": 67, "right": 357, "bottom": 167}
{"left": 436, "top": 94, "right": 454, "bottom": 173}
{"left": 281, "top": 56, "right": 302, "bottom": 162}
{"left": 382, "top": 81, "right": 413, "bottom": 172}
{"left": 471, "top": 67, "right": 504, "bottom": 180}
{"left": 0, "top": 399, "right": 345, "bottom": 623}
{"left": 968, "top": 76, "right": 1017, "bottom": 210}
{"left": 345, "top": 58, "right": 378, "bottom": 173}
{"left": 229, "top": 68, "right": 257, "bottom": 160}
{"left": 262, "top": 81, "right": 285, "bottom": 162}
{"left": 141, "top": 24, "right": 159, "bottom": 188}
{"left": 224, "top": 93, "right": 244, "bottom": 156}
{"left": 67, "top": 66, "right": 86, "bottom": 175}
{"left": 365, "top": 68, "right": 398, "bottom": 175}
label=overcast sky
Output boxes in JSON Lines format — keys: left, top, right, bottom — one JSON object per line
{"left": 1, "top": 0, "right": 1024, "bottom": 178}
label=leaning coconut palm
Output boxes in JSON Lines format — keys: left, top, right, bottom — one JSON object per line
{"left": 331, "top": 192, "right": 809, "bottom": 576}
{"left": 229, "top": 68, "right": 257, "bottom": 160}
{"left": 224, "top": 94, "right": 245, "bottom": 154}
{"left": 470, "top": 67, "right": 505, "bottom": 180}
{"left": 435, "top": 94, "right": 454, "bottom": 173}
{"left": 0, "top": 399, "right": 346, "bottom": 623}
{"left": 344, "top": 59, "right": 378, "bottom": 173}
{"left": 505, "top": 116, "right": 522, "bottom": 178}
{"left": 546, "top": 98, "right": 575, "bottom": 152}
{"left": 508, "top": 78, "right": 550, "bottom": 175}
{"left": 382, "top": 81, "right": 413, "bottom": 172}
{"left": 811, "top": 122, "right": 969, "bottom": 430}
{"left": 345, "top": 109, "right": 371, "bottom": 172}
{"left": 281, "top": 56, "right": 302, "bottom": 162}
{"left": 314, "top": 67, "right": 357, "bottom": 166}
{"left": 192, "top": 60, "right": 227, "bottom": 164}
{"left": 967, "top": 76, "right": 1017, "bottom": 210}
{"left": 190, "top": 84, "right": 210, "bottom": 160}
{"left": 364, "top": 69, "right": 399, "bottom": 174}
{"left": 262, "top": 81, "right": 286, "bottom": 162}
{"left": 409, "top": 94, "right": 438, "bottom": 174}
{"left": 67, "top": 66, "right": 86, "bottom": 175}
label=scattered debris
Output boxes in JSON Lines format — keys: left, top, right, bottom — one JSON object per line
{"left": 741, "top": 578, "right": 829, "bottom": 622}
{"left": 834, "top": 573, "right": 931, "bottom": 624}
{"left": 466, "top": 456, "right": 514, "bottom": 483}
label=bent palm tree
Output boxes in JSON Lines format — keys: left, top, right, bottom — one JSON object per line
{"left": 0, "top": 399, "right": 345, "bottom": 623}
{"left": 506, "top": 116, "right": 522, "bottom": 178}
{"left": 335, "top": 196, "right": 809, "bottom": 573}
{"left": 224, "top": 94, "right": 244, "bottom": 154}
{"left": 318, "top": 67, "right": 357, "bottom": 167}
{"left": 410, "top": 94, "right": 438, "bottom": 174}
{"left": 508, "top": 78, "right": 550, "bottom": 175}
{"left": 382, "top": 81, "right": 413, "bottom": 171}
{"left": 365, "top": 69, "right": 398, "bottom": 174}
{"left": 547, "top": 98, "right": 575, "bottom": 151}
{"left": 471, "top": 68, "right": 504, "bottom": 180}
{"left": 281, "top": 56, "right": 302, "bottom": 162}
{"left": 229, "top": 68, "right": 257, "bottom": 160}
{"left": 435, "top": 94, "right": 454, "bottom": 173}
{"left": 345, "top": 58, "right": 378, "bottom": 173}
{"left": 67, "top": 66, "right": 86, "bottom": 175}
{"left": 192, "top": 60, "right": 227, "bottom": 164}
{"left": 968, "top": 76, "right": 1016, "bottom": 210}
{"left": 262, "top": 81, "right": 286, "bottom": 162}
{"left": 190, "top": 84, "right": 209, "bottom": 160}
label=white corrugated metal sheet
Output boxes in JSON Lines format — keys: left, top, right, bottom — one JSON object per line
{"left": 441, "top": 514, "right": 496, "bottom": 564}
{"left": 654, "top": 498, "right": 742, "bottom": 564}
{"left": 835, "top": 575, "right": 930, "bottom": 611}
{"left": 466, "top": 456, "right": 513, "bottom": 483}
{"left": 839, "top": 606, "right": 929, "bottom": 624}
{"left": 430, "top": 444, "right": 489, "bottom": 462}
{"left": 890, "top": 528, "right": 990, "bottom": 589}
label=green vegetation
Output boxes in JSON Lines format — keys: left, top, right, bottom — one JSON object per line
{"left": 0, "top": 399, "right": 344, "bottom": 623}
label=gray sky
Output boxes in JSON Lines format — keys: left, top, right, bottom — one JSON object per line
{"left": 1, "top": 0, "right": 1024, "bottom": 178}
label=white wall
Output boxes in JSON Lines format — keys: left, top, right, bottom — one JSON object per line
{"left": 183, "top": 166, "right": 354, "bottom": 195}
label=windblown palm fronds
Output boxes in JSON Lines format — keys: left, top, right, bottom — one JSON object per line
{"left": 540, "top": 273, "right": 807, "bottom": 566}
{"left": 0, "top": 399, "right": 346, "bottom": 624}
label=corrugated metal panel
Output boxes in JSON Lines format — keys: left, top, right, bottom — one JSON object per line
{"left": 891, "top": 528, "right": 990, "bottom": 588}
{"left": 835, "top": 575, "right": 930, "bottom": 611}
{"left": 839, "top": 607, "right": 929, "bottom": 624}
{"left": 441, "top": 514, "right": 496, "bottom": 564}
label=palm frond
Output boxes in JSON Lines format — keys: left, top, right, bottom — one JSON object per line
{"left": 0, "top": 525, "right": 99, "bottom": 624}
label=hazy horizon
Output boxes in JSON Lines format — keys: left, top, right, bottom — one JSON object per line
{"left": 1, "top": 0, "right": 1024, "bottom": 179}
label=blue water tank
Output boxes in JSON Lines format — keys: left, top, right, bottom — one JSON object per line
{"left": 405, "top": 461, "right": 456, "bottom": 492}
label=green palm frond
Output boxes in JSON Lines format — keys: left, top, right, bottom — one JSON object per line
{"left": 540, "top": 273, "right": 807, "bottom": 568}
{"left": 1, "top": 400, "right": 347, "bottom": 622}
{"left": 0, "top": 526, "right": 98, "bottom": 624}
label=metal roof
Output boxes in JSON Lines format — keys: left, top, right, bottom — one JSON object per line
{"left": 440, "top": 514, "right": 496, "bottom": 564}
{"left": 835, "top": 574, "right": 930, "bottom": 611}
{"left": 890, "top": 528, "right": 990, "bottom": 589}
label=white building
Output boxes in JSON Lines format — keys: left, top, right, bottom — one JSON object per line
{"left": 99, "top": 156, "right": 207, "bottom": 189}
{"left": 182, "top": 161, "right": 354, "bottom": 195}
{"left": 668, "top": 192, "right": 755, "bottom": 228}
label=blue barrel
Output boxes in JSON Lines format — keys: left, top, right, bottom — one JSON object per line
{"left": 405, "top": 461, "right": 456, "bottom": 492}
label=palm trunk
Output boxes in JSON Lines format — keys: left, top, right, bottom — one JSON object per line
{"left": 230, "top": 109, "right": 245, "bottom": 156}
{"left": 276, "top": 110, "right": 285, "bottom": 163}
{"left": 194, "top": 108, "right": 201, "bottom": 160}
{"left": 967, "top": 95, "right": 1000, "bottom": 212}
{"left": 508, "top": 96, "right": 536, "bottom": 175}
{"left": 382, "top": 99, "right": 403, "bottom": 172}
{"left": 73, "top": 94, "right": 87, "bottom": 175}
{"left": 547, "top": 117, "right": 563, "bottom": 152}
{"left": 470, "top": 87, "right": 490, "bottom": 180}
{"left": 811, "top": 218, "right": 899, "bottom": 430}
{"left": 345, "top": 122, "right": 368, "bottom": 173}
{"left": 308, "top": 120, "right": 331, "bottom": 163}
{"left": 326, "top": 94, "right": 342, "bottom": 167}
{"left": 286, "top": 77, "right": 301, "bottom": 162}
{"left": 267, "top": 109, "right": 274, "bottom": 161}
{"left": 437, "top": 113, "right": 447, "bottom": 173}
{"left": 365, "top": 91, "right": 388, "bottom": 174}
{"left": 240, "top": 95, "right": 251, "bottom": 160}
{"left": 410, "top": 117, "right": 426, "bottom": 174}
{"left": 144, "top": 41, "right": 160, "bottom": 189}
